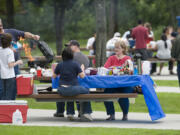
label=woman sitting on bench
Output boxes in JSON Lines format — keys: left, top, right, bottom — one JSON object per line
{"left": 103, "top": 39, "right": 134, "bottom": 121}
{"left": 151, "top": 34, "right": 172, "bottom": 75}
{"left": 53, "top": 47, "right": 92, "bottom": 121}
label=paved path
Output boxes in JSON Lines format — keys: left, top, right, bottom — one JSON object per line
{"left": 2, "top": 109, "right": 179, "bottom": 130}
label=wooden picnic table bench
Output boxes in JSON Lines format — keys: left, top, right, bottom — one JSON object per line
{"left": 18, "top": 92, "right": 138, "bottom": 117}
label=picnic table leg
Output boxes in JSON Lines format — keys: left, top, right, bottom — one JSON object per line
{"left": 79, "top": 101, "right": 83, "bottom": 117}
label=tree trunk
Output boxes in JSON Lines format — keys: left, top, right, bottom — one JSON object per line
{"left": 108, "top": 0, "right": 115, "bottom": 38}
{"left": 114, "top": 0, "right": 118, "bottom": 32}
{"left": 6, "top": 0, "right": 14, "bottom": 28}
{"left": 95, "top": 0, "right": 107, "bottom": 67}
{"left": 54, "top": 0, "right": 65, "bottom": 55}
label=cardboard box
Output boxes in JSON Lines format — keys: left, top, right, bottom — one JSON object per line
{"left": 0, "top": 100, "right": 28, "bottom": 123}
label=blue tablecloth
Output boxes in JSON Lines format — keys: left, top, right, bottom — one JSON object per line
{"left": 52, "top": 75, "right": 165, "bottom": 121}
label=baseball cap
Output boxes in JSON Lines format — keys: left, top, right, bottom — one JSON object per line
{"left": 65, "top": 40, "right": 80, "bottom": 47}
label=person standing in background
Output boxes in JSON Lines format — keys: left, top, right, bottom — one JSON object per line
{"left": 171, "top": 27, "right": 180, "bottom": 87}
{"left": 163, "top": 26, "right": 175, "bottom": 75}
{"left": 132, "top": 20, "right": 149, "bottom": 60}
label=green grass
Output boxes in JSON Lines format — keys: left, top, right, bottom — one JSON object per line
{"left": 0, "top": 126, "right": 180, "bottom": 135}
{"left": 33, "top": 80, "right": 179, "bottom": 87}
{"left": 18, "top": 93, "right": 180, "bottom": 114}
{"left": 154, "top": 80, "right": 179, "bottom": 87}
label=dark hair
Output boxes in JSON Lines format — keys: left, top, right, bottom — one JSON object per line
{"left": 1, "top": 33, "right": 12, "bottom": 48}
{"left": 161, "top": 34, "right": 167, "bottom": 49}
{"left": 62, "top": 47, "right": 74, "bottom": 61}
{"left": 163, "top": 27, "right": 168, "bottom": 34}
{"left": 138, "top": 20, "right": 143, "bottom": 25}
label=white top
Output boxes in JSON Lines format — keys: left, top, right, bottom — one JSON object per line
{"left": 86, "top": 37, "right": 95, "bottom": 56}
{"left": 122, "top": 31, "right": 130, "bottom": 39}
{"left": 0, "top": 47, "right": 15, "bottom": 79}
{"left": 156, "top": 40, "right": 172, "bottom": 59}
{"left": 106, "top": 37, "right": 120, "bottom": 57}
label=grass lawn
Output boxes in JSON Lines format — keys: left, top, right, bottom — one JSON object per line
{"left": 0, "top": 126, "right": 180, "bottom": 135}
{"left": 18, "top": 93, "right": 180, "bottom": 114}
{"left": 154, "top": 80, "right": 179, "bottom": 87}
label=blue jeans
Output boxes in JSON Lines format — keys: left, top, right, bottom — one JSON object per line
{"left": 56, "top": 101, "right": 81, "bottom": 114}
{"left": 57, "top": 85, "right": 92, "bottom": 115}
{"left": 104, "top": 87, "right": 134, "bottom": 115}
{"left": 14, "top": 65, "right": 20, "bottom": 75}
{"left": 177, "top": 61, "right": 180, "bottom": 87}
{"left": 0, "top": 79, "right": 2, "bottom": 100}
{"left": 1, "top": 78, "right": 17, "bottom": 100}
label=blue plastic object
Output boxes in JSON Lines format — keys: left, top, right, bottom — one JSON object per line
{"left": 52, "top": 75, "right": 165, "bottom": 121}
{"left": 129, "top": 40, "right": 135, "bottom": 48}
{"left": 11, "top": 41, "right": 18, "bottom": 50}
{"left": 176, "top": 16, "right": 180, "bottom": 27}
{"left": 133, "top": 66, "right": 138, "bottom": 75}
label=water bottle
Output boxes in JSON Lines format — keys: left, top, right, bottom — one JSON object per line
{"left": 12, "top": 109, "right": 23, "bottom": 125}
{"left": 133, "top": 65, "right": 138, "bottom": 75}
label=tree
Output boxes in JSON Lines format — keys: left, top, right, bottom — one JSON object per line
{"left": 53, "top": 0, "right": 76, "bottom": 55}
{"left": 6, "top": 0, "right": 15, "bottom": 28}
{"left": 107, "top": 0, "right": 118, "bottom": 38}
{"left": 95, "top": 0, "right": 107, "bottom": 67}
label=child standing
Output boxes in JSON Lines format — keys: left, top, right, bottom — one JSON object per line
{"left": 0, "top": 33, "right": 23, "bottom": 100}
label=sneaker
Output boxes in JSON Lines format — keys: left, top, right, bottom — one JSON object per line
{"left": 106, "top": 115, "right": 115, "bottom": 121}
{"left": 67, "top": 114, "right": 75, "bottom": 121}
{"left": 81, "top": 114, "right": 93, "bottom": 122}
{"left": 53, "top": 112, "right": 64, "bottom": 117}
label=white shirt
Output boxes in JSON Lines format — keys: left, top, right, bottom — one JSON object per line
{"left": 0, "top": 47, "right": 15, "bottom": 79}
{"left": 122, "top": 31, "right": 130, "bottom": 39}
{"left": 156, "top": 40, "right": 172, "bottom": 59}
{"left": 106, "top": 37, "right": 120, "bottom": 57}
{"left": 86, "top": 37, "right": 95, "bottom": 56}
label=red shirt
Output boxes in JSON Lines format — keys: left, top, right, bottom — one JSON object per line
{"left": 104, "top": 55, "right": 131, "bottom": 68}
{"left": 132, "top": 25, "right": 149, "bottom": 49}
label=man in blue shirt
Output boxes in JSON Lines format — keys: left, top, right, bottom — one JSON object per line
{"left": 0, "top": 18, "right": 40, "bottom": 99}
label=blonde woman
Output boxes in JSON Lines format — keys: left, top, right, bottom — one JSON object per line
{"left": 104, "top": 40, "right": 134, "bottom": 121}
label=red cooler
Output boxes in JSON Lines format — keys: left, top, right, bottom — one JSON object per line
{"left": 16, "top": 74, "right": 34, "bottom": 95}
{"left": 0, "top": 100, "right": 28, "bottom": 123}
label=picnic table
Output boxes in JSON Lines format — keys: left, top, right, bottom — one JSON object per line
{"left": 52, "top": 75, "right": 165, "bottom": 121}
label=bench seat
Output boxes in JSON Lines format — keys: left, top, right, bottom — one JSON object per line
{"left": 18, "top": 93, "right": 138, "bottom": 102}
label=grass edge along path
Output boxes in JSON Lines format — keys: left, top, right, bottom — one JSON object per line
{"left": 0, "top": 126, "right": 180, "bottom": 135}
{"left": 154, "top": 80, "right": 179, "bottom": 87}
